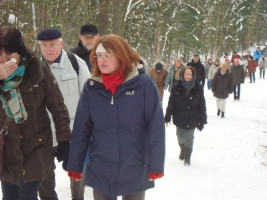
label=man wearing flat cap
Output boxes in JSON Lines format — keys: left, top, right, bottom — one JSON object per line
{"left": 148, "top": 62, "right": 168, "bottom": 105}
{"left": 71, "top": 23, "right": 99, "bottom": 72}
{"left": 37, "top": 28, "right": 90, "bottom": 200}
{"left": 187, "top": 54, "right": 205, "bottom": 87}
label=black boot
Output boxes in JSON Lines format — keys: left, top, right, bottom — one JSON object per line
{"left": 184, "top": 147, "right": 192, "bottom": 166}
{"left": 217, "top": 109, "right": 220, "bottom": 116}
{"left": 179, "top": 144, "right": 185, "bottom": 160}
{"left": 221, "top": 111, "right": 225, "bottom": 118}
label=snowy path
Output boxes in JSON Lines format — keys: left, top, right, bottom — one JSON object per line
{"left": 1, "top": 75, "right": 267, "bottom": 200}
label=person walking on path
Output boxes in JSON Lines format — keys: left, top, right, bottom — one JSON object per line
{"left": 231, "top": 59, "right": 245, "bottom": 101}
{"left": 247, "top": 55, "right": 258, "bottom": 83}
{"left": 37, "top": 28, "right": 90, "bottom": 200}
{"left": 259, "top": 54, "right": 267, "bottom": 79}
{"left": 212, "top": 63, "right": 233, "bottom": 118}
{"left": 164, "top": 58, "right": 184, "bottom": 93}
{"left": 67, "top": 34, "right": 165, "bottom": 200}
{"left": 148, "top": 62, "right": 168, "bottom": 104}
{"left": 0, "top": 27, "right": 71, "bottom": 200}
{"left": 70, "top": 23, "right": 99, "bottom": 73}
{"left": 187, "top": 54, "right": 206, "bottom": 87}
{"left": 165, "top": 66, "right": 207, "bottom": 166}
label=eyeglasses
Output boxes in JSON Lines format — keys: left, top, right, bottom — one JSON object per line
{"left": 39, "top": 42, "right": 61, "bottom": 49}
{"left": 94, "top": 53, "right": 113, "bottom": 60}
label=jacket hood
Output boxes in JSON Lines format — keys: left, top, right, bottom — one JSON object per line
{"left": 21, "top": 55, "right": 44, "bottom": 90}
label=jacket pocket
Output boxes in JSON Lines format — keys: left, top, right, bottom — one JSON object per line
{"left": 23, "top": 87, "right": 40, "bottom": 105}
{"left": 60, "top": 74, "right": 79, "bottom": 94}
{"left": 23, "top": 134, "right": 49, "bottom": 157}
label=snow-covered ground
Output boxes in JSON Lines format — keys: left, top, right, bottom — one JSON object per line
{"left": 2, "top": 71, "right": 267, "bottom": 200}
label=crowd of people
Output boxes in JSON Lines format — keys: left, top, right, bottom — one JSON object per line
{"left": 0, "top": 23, "right": 266, "bottom": 200}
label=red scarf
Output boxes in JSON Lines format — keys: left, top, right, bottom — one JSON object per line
{"left": 101, "top": 71, "right": 124, "bottom": 95}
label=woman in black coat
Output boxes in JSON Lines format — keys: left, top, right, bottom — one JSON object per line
{"left": 165, "top": 66, "right": 207, "bottom": 165}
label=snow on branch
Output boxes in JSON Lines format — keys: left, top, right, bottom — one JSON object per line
{"left": 124, "top": 0, "right": 143, "bottom": 22}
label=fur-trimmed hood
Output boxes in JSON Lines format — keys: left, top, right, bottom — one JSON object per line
{"left": 90, "top": 62, "right": 144, "bottom": 84}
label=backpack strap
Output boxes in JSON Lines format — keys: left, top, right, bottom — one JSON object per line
{"left": 67, "top": 52, "right": 79, "bottom": 75}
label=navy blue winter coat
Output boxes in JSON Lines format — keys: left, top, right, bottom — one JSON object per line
{"left": 67, "top": 64, "right": 165, "bottom": 198}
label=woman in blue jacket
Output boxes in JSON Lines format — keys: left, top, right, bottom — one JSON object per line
{"left": 67, "top": 34, "right": 165, "bottom": 200}
{"left": 165, "top": 66, "right": 207, "bottom": 166}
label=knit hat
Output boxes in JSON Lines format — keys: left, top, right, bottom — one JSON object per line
{"left": 80, "top": 23, "right": 98, "bottom": 35}
{"left": 37, "top": 29, "right": 61, "bottom": 40}
{"left": 155, "top": 62, "right": 163, "bottom": 70}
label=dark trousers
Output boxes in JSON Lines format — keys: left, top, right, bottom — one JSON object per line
{"left": 39, "top": 158, "right": 58, "bottom": 200}
{"left": 249, "top": 72, "right": 255, "bottom": 83}
{"left": 260, "top": 68, "right": 265, "bottom": 79}
{"left": 1, "top": 177, "right": 40, "bottom": 200}
{"left": 93, "top": 189, "right": 145, "bottom": 200}
{"left": 233, "top": 84, "right": 241, "bottom": 100}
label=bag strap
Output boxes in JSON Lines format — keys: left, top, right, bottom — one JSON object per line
{"left": 67, "top": 52, "right": 79, "bottom": 75}
{"left": 0, "top": 118, "right": 10, "bottom": 136}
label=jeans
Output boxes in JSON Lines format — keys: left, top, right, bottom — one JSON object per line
{"left": 2, "top": 177, "right": 40, "bottom": 200}
{"left": 93, "top": 189, "right": 145, "bottom": 200}
{"left": 249, "top": 72, "right": 255, "bottom": 83}
{"left": 207, "top": 79, "right": 212, "bottom": 90}
{"left": 233, "top": 84, "right": 241, "bottom": 100}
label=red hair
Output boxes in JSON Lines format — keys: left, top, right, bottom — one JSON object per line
{"left": 90, "top": 34, "right": 140, "bottom": 80}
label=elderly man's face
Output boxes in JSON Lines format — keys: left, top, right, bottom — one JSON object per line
{"left": 193, "top": 56, "right": 199, "bottom": 63}
{"left": 39, "top": 39, "right": 64, "bottom": 62}
{"left": 234, "top": 59, "right": 239, "bottom": 66}
{"left": 80, "top": 34, "right": 99, "bottom": 51}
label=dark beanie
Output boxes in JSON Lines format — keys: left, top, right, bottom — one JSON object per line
{"left": 37, "top": 29, "right": 61, "bottom": 40}
{"left": 155, "top": 62, "right": 163, "bottom": 70}
{"left": 80, "top": 23, "right": 98, "bottom": 35}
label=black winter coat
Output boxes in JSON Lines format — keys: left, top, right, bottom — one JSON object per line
{"left": 165, "top": 81, "right": 207, "bottom": 130}
{"left": 212, "top": 70, "right": 233, "bottom": 99}
{"left": 70, "top": 40, "right": 92, "bottom": 72}
{"left": 187, "top": 59, "right": 206, "bottom": 87}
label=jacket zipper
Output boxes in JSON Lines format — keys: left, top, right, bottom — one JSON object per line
{"left": 111, "top": 95, "right": 114, "bottom": 105}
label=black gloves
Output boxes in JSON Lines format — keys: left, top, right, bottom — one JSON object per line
{"left": 197, "top": 123, "right": 204, "bottom": 131}
{"left": 53, "top": 141, "right": 70, "bottom": 162}
{"left": 62, "top": 157, "right": 68, "bottom": 171}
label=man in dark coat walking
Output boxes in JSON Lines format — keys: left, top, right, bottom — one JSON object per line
{"left": 70, "top": 23, "right": 99, "bottom": 72}
{"left": 187, "top": 54, "right": 206, "bottom": 87}
{"left": 231, "top": 59, "right": 245, "bottom": 100}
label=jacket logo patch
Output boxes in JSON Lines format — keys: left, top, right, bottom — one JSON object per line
{"left": 126, "top": 91, "right": 135, "bottom": 95}
{"left": 90, "top": 81, "right": 94, "bottom": 86}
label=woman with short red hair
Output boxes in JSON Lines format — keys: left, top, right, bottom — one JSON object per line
{"left": 67, "top": 34, "right": 165, "bottom": 200}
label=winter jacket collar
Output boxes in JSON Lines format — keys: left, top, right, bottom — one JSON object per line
{"left": 78, "top": 40, "right": 90, "bottom": 54}
{"left": 90, "top": 63, "right": 143, "bottom": 84}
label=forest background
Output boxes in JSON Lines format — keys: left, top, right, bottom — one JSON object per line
{"left": 0, "top": 0, "right": 266, "bottom": 68}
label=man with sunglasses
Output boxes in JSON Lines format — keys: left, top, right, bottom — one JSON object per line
{"left": 37, "top": 28, "right": 90, "bottom": 200}
{"left": 71, "top": 23, "right": 99, "bottom": 73}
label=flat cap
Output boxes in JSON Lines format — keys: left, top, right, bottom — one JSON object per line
{"left": 37, "top": 29, "right": 62, "bottom": 40}
{"left": 80, "top": 23, "right": 98, "bottom": 35}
